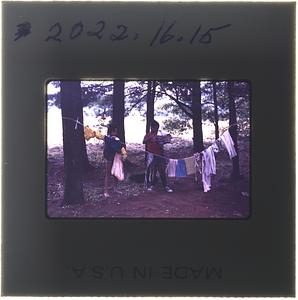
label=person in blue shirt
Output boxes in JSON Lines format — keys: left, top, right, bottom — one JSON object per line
{"left": 103, "top": 124, "right": 125, "bottom": 197}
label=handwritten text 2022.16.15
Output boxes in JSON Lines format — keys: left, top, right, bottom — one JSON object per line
{"left": 14, "top": 20, "right": 231, "bottom": 46}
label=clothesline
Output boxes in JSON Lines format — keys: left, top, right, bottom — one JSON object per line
{"left": 62, "top": 116, "right": 237, "bottom": 160}
{"left": 62, "top": 116, "right": 238, "bottom": 192}
{"left": 62, "top": 116, "right": 84, "bottom": 128}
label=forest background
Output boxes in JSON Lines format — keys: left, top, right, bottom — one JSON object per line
{"left": 47, "top": 80, "right": 250, "bottom": 218}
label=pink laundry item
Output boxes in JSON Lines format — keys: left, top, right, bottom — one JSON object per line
{"left": 111, "top": 153, "right": 124, "bottom": 181}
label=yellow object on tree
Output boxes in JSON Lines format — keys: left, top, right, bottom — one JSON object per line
{"left": 95, "top": 131, "right": 104, "bottom": 140}
{"left": 84, "top": 125, "right": 105, "bottom": 141}
{"left": 84, "top": 125, "right": 95, "bottom": 141}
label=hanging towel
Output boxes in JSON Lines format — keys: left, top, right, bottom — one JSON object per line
{"left": 206, "top": 145, "right": 217, "bottom": 174}
{"left": 111, "top": 153, "right": 124, "bottom": 181}
{"left": 201, "top": 152, "right": 211, "bottom": 192}
{"left": 167, "top": 159, "right": 178, "bottom": 177}
{"left": 201, "top": 146, "right": 217, "bottom": 192}
{"left": 220, "top": 130, "right": 237, "bottom": 159}
{"left": 176, "top": 159, "right": 187, "bottom": 177}
{"left": 184, "top": 156, "right": 196, "bottom": 175}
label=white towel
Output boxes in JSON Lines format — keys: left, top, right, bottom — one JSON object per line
{"left": 184, "top": 156, "right": 196, "bottom": 175}
{"left": 220, "top": 130, "right": 237, "bottom": 159}
{"left": 167, "top": 159, "right": 178, "bottom": 177}
{"left": 201, "top": 146, "right": 217, "bottom": 192}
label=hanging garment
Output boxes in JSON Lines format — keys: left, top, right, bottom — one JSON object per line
{"left": 201, "top": 145, "right": 217, "bottom": 192}
{"left": 95, "top": 130, "right": 104, "bottom": 140}
{"left": 167, "top": 159, "right": 178, "bottom": 177}
{"left": 184, "top": 156, "right": 196, "bottom": 175}
{"left": 194, "top": 152, "right": 201, "bottom": 168}
{"left": 144, "top": 153, "right": 155, "bottom": 187}
{"left": 84, "top": 125, "right": 95, "bottom": 141}
{"left": 111, "top": 153, "right": 124, "bottom": 181}
{"left": 211, "top": 142, "right": 220, "bottom": 154}
{"left": 201, "top": 153, "right": 211, "bottom": 192}
{"left": 176, "top": 159, "right": 187, "bottom": 177}
{"left": 194, "top": 152, "right": 202, "bottom": 183}
{"left": 220, "top": 130, "right": 237, "bottom": 159}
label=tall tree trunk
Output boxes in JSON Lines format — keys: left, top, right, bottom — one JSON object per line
{"left": 227, "top": 81, "right": 241, "bottom": 179}
{"left": 112, "top": 80, "right": 125, "bottom": 143}
{"left": 60, "top": 81, "right": 84, "bottom": 205}
{"left": 212, "top": 82, "right": 219, "bottom": 140}
{"left": 191, "top": 81, "right": 204, "bottom": 153}
{"left": 144, "top": 80, "right": 156, "bottom": 164}
{"left": 146, "top": 80, "right": 156, "bottom": 133}
{"left": 77, "top": 92, "right": 92, "bottom": 172}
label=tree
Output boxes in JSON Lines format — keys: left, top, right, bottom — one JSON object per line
{"left": 231, "top": 81, "right": 250, "bottom": 136}
{"left": 124, "top": 81, "right": 148, "bottom": 116}
{"left": 158, "top": 81, "right": 204, "bottom": 152}
{"left": 146, "top": 80, "right": 156, "bottom": 133}
{"left": 212, "top": 82, "right": 219, "bottom": 139}
{"left": 191, "top": 81, "right": 204, "bottom": 153}
{"left": 60, "top": 81, "right": 84, "bottom": 205}
{"left": 159, "top": 81, "right": 193, "bottom": 119}
{"left": 81, "top": 81, "right": 114, "bottom": 118}
{"left": 227, "top": 81, "right": 241, "bottom": 179}
{"left": 112, "top": 80, "right": 125, "bottom": 143}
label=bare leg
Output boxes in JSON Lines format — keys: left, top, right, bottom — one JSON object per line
{"left": 104, "top": 161, "right": 112, "bottom": 196}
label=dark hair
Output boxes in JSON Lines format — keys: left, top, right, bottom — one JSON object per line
{"left": 151, "top": 120, "right": 159, "bottom": 129}
{"left": 107, "top": 123, "right": 118, "bottom": 135}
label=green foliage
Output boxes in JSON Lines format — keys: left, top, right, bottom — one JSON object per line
{"left": 47, "top": 93, "right": 61, "bottom": 109}
{"left": 163, "top": 118, "right": 191, "bottom": 134}
{"left": 47, "top": 80, "right": 250, "bottom": 137}
{"left": 50, "top": 81, "right": 60, "bottom": 88}
{"left": 124, "top": 80, "right": 148, "bottom": 116}
{"left": 81, "top": 82, "right": 113, "bottom": 116}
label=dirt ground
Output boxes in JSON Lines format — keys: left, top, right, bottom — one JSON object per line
{"left": 47, "top": 138, "right": 250, "bottom": 219}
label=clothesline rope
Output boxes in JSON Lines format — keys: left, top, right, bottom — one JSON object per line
{"left": 62, "top": 116, "right": 237, "bottom": 160}
{"left": 62, "top": 116, "right": 84, "bottom": 127}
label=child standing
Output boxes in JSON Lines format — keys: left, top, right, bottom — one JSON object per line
{"left": 103, "top": 124, "right": 125, "bottom": 197}
{"left": 143, "top": 120, "right": 173, "bottom": 193}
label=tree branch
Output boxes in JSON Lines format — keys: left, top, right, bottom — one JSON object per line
{"left": 126, "top": 95, "right": 146, "bottom": 113}
{"left": 202, "top": 101, "right": 215, "bottom": 106}
{"left": 156, "top": 92, "right": 192, "bottom": 118}
{"left": 125, "top": 88, "right": 148, "bottom": 98}
{"left": 173, "top": 99, "right": 193, "bottom": 118}
{"left": 158, "top": 88, "right": 193, "bottom": 118}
